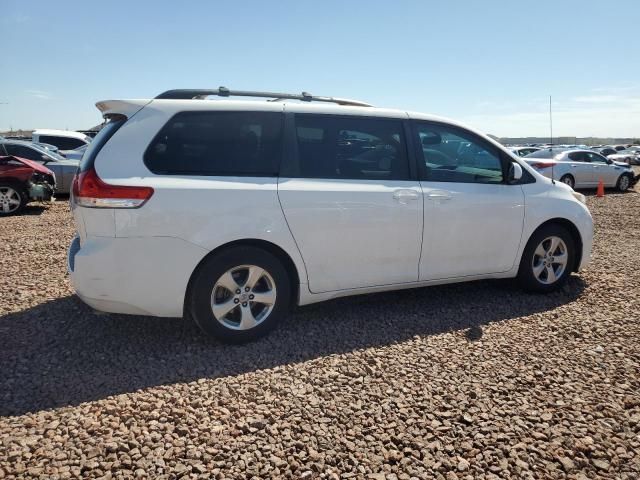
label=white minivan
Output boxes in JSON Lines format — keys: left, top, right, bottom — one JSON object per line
{"left": 68, "top": 88, "right": 593, "bottom": 342}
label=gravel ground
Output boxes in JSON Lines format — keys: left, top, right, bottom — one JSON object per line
{"left": 1, "top": 181, "right": 639, "bottom": 479}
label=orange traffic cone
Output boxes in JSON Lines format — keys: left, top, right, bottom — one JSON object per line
{"left": 596, "top": 178, "right": 605, "bottom": 197}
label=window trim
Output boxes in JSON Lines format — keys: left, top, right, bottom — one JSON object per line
{"left": 411, "top": 120, "right": 522, "bottom": 185}
{"left": 143, "top": 110, "right": 285, "bottom": 178}
{"left": 280, "top": 112, "right": 414, "bottom": 181}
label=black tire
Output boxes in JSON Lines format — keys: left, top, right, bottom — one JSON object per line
{"left": 188, "top": 246, "right": 291, "bottom": 343}
{"left": 559, "top": 174, "right": 575, "bottom": 189}
{"left": 616, "top": 173, "right": 632, "bottom": 192}
{"left": 0, "top": 183, "right": 28, "bottom": 216}
{"left": 517, "top": 224, "right": 576, "bottom": 293}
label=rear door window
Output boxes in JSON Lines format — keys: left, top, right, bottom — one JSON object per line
{"left": 289, "top": 114, "right": 409, "bottom": 180}
{"left": 568, "top": 152, "right": 586, "bottom": 162}
{"left": 144, "top": 111, "right": 283, "bottom": 176}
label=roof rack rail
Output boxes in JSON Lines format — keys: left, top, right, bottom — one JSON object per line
{"left": 154, "top": 87, "right": 373, "bottom": 107}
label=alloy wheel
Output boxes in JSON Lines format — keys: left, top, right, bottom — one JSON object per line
{"left": 210, "top": 265, "right": 277, "bottom": 330}
{"left": 531, "top": 236, "right": 568, "bottom": 285}
{"left": 0, "top": 187, "right": 21, "bottom": 213}
{"left": 561, "top": 176, "right": 574, "bottom": 188}
{"left": 619, "top": 175, "right": 630, "bottom": 191}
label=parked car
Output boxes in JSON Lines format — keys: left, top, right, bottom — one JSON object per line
{"left": 0, "top": 140, "right": 79, "bottom": 193}
{"left": 0, "top": 155, "right": 55, "bottom": 215}
{"left": 68, "top": 88, "right": 594, "bottom": 342}
{"left": 593, "top": 146, "right": 618, "bottom": 157}
{"left": 34, "top": 142, "right": 60, "bottom": 154}
{"left": 524, "top": 148, "right": 635, "bottom": 190}
{"left": 607, "top": 147, "right": 640, "bottom": 166}
{"left": 31, "top": 129, "right": 91, "bottom": 151}
{"left": 509, "top": 146, "right": 541, "bottom": 157}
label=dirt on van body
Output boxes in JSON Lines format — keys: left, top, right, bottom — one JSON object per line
{"left": 1, "top": 184, "right": 639, "bottom": 479}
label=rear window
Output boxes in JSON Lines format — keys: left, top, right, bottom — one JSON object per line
{"left": 39, "top": 136, "right": 86, "bottom": 150}
{"left": 144, "top": 111, "right": 283, "bottom": 176}
{"left": 79, "top": 116, "right": 126, "bottom": 172}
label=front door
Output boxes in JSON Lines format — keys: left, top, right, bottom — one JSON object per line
{"left": 585, "top": 151, "right": 619, "bottom": 186}
{"left": 412, "top": 121, "right": 525, "bottom": 280}
{"left": 278, "top": 114, "right": 422, "bottom": 293}
{"left": 565, "top": 151, "right": 595, "bottom": 187}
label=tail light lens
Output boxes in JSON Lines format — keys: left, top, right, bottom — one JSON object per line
{"left": 530, "top": 161, "right": 555, "bottom": 169}
{"left": 71, "top": 167, "right": 153, "bottom": 208}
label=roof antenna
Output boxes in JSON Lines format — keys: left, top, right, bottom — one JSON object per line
{"left": 549, "top": 95, "right": 555, "bottom": 184}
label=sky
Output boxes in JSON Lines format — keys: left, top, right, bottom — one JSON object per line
{"left": 2, "top": 0, "right": 639, "bottom": 137}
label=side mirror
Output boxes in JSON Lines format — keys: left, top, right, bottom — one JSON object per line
{"left": 606, "top": 159, "right": 613, "bottom": 165}
{"left": 508, "top": 162, "right": 523, "bottom": 184}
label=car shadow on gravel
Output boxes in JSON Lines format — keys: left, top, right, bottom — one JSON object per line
{"left": 0, "top": 276, "right": 585, "bottom": 416}
{"left": 13, "top": 204, "right": 49, "bottom": 216}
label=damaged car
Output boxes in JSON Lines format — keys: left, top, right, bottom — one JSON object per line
{"left": 0, "top": 155, "right": 56, "bottom": 215}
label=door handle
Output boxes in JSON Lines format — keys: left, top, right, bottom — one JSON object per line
{"left": 392, "top": 189, "right": 419, "bottom": 202}
{"left": 426, "top": 190, "right": 452, "bottom": 201}
{"left": 571, "top": 164, "right": 578, "bottom": 168}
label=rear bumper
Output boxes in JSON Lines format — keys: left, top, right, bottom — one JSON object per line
{"left": 68, "top": 235, "right": 208, "bottom": 317}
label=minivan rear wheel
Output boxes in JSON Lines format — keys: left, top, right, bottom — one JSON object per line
{"left": 189, "top": 246, "right": 291, "bottom": 343}
{"left": 518, "top": 224, "right": 575, "bottom": 293}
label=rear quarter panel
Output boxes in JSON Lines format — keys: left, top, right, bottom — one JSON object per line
{"left": 92, "top": 100, "right": 308, "bottom": 291}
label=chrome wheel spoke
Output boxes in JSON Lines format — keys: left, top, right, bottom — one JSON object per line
{"left": 251, "top": 291, "right": 276, "bottom": 306}
{"left": 553, "top": 252, "right": 568, "bottom": 266}
{"left": 548, "top": 237, "right": 560, "bottom": 254}
{"left": 211, "top": 298, "right": 238, "bottom": 319}
{"left": 238, "top": 305, "right": 258, "bottom": 330}
{"left": 545, "top": 265, "right": 557, "bottom": 283}
{"left": 534, "top": 244, "right": 546, "bottom": 258}
{"left": 216, "top": 271, "right": 240, "bottom": 293}
{"left": 245, "top": 266, "right": 265, "bottom": 289}
{"left": 532, "top": 262, "right": 545, "bottom": 279}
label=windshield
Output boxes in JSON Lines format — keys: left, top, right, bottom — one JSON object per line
{"left": 29, "top": 143, "right": 66, "bottom": 161}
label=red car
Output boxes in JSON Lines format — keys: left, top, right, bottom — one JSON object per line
{"left": 0, "top": 155, "right": 56, "bottom": 215}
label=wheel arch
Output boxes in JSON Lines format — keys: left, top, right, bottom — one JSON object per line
{"left": 0, "top": 177, "right": 28, "bottom": 189}
{"left": 184, "top": 238, "right": 302, "bottom": 314}
{"left": 525, "top": 218, "right": 583, "bottom": 272}
{"left": 559, "top": 173, "right": 574, "bottom": 184}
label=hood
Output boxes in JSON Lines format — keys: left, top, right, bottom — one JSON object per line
{"left": 6, "top": 155, "right": 55, "bottom": 175}
{"left": 613, "top": 160, "right": 631, "bottom": 168}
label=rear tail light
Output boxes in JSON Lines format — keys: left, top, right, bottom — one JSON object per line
{"left": 530, "top": 161, "right": 555, "bottom": 169}
{"left": 71, "top": 167, "right": 153, "bottom": 208}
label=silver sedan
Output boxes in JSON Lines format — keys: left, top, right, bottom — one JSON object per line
{"left": 523, "top": 148, "right": 635, "bottom": 191}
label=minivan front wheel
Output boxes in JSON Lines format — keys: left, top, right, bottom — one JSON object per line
{"left": 518, "top": 225, "right": 575, "bottom": 292}
{"left": 189, "top": 246, "right": 290, "bottom": 343}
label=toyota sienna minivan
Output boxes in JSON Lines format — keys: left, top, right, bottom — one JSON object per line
{"left": 68, "top": 88, "right": 593, "bottom": 342}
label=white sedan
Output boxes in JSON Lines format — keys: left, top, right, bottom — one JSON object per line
{"left": 523, "top": 148, "right": 635, "bottom": 191}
